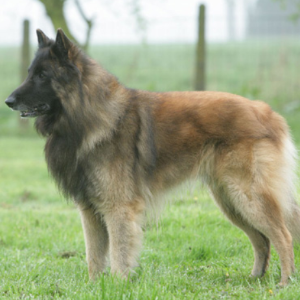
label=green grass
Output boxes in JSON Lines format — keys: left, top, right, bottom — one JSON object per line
{"left": 1, "top": 137, "right": 300, "bottom": 299}
{"left": 1, "top": 40, "right": 300, "bottom": 299}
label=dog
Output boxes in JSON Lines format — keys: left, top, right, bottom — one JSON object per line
{"left": 5, "top": 29, "right": 300, "bottom": 286}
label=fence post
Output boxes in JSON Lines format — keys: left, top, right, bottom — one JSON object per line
{"left": 20, "top": 19, "right": 30, "bottom": 128}
{"left": 195, "top": 4, "right": 206, "bottom": 91}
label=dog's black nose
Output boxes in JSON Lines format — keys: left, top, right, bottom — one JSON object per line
{"left": 5, "top": 96, "right": 15, "bottom": 108}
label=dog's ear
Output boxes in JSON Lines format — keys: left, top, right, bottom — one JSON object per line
{"left": 36, "top": 29, "right": 50, "bottom": 48}
{"left": 53, "top": 28, "right": 72, "bottom": 60}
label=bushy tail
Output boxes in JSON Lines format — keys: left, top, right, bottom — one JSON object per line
{"left": 286, "top": 201, "right": 300, "bottom": 243}
{"left": 281, "top": 133, "right": 300, "bottom": 243}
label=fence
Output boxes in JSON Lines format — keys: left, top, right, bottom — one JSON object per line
{"left": 1, "top": 4, "right": 300, "bottom": 132}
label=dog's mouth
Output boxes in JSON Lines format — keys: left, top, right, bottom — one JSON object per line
{"left": 20, "top": 104, "right": 50, "bottom": 118}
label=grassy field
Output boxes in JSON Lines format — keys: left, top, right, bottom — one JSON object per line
{"left": 1, "top": 41, "right": 300, "bottom": 299}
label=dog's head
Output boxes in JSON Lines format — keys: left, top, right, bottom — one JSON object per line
{"left": 5, "top": 29, "right": 81, "bottom": 119}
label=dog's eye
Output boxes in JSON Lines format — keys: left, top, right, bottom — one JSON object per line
{"left": 39, "top": 72, "right": 46, "bottom": 80}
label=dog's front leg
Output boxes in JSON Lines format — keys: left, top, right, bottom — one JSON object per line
{"left": 104, "top": 200, "right": 145, "bottom": 278}
{"left": 78, "top": 204, "right": 109, "bottom": 280}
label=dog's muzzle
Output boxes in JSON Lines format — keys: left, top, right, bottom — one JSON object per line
{"left": 5, "top": 96, "right": 15, "bottom": 109}
{"left": 5, "top": 96, "right": 50, "bottom": 118}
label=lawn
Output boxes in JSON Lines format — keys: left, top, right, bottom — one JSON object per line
{"left": 1, "top": 41, "right": 300, "bottom": 299}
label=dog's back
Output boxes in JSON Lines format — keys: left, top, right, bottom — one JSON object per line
{"left": 144, "top": 91, "right": 300, "bottom": 286}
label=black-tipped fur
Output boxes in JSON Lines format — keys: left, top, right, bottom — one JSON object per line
{"left": 8, "top": 29, "right": 156, "bottom": 202}
{"left": 5, "top": 29, "right": 300, "bottom": 286}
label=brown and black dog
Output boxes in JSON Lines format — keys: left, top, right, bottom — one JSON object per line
{"left": 5, "top": 29, "right": 300, "bottom": 286}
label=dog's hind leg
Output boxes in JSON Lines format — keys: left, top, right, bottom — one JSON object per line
{"left": 209, "top": 137, "right": 297, "bottom": 286}
{"left": 240, "top": 195, "right": 294, "bottom": 286}
{"left": 245, "top": 230, "right": 271, "bottom": 278}
{"left": 79, "top": 204, "right": 109, "bottom": 280}
{"left": 210, "top": 187, "right": 271, "bottom": 278}
{"left": 103, "top": 199, "right": 146, "bottom": 278}
{"left": 212, "top": 180, "right": 295, "bottom": 286}
{"left": 252, "top": 193, "right": 295, "bottom": 286}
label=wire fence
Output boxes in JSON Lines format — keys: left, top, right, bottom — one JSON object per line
{"left": 1, "top": 9, "right": 300, "bottom": 124}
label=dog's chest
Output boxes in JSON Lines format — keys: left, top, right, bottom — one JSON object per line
{"left": 46, "top": 136, "right": 137, "bottom": 204}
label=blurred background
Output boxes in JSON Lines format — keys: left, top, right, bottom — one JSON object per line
{"left": 0, "top": 0, "right": 300, "bottom": 137}
{"left": 1, "top": 2, "right": 300, "bottom": 295}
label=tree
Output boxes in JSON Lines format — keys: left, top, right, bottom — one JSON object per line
{"left": 36, "top": 0, "right": 93, "bottom": 52}
{"left": 36, "top": 0, "right": 146, "bottom": 51}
